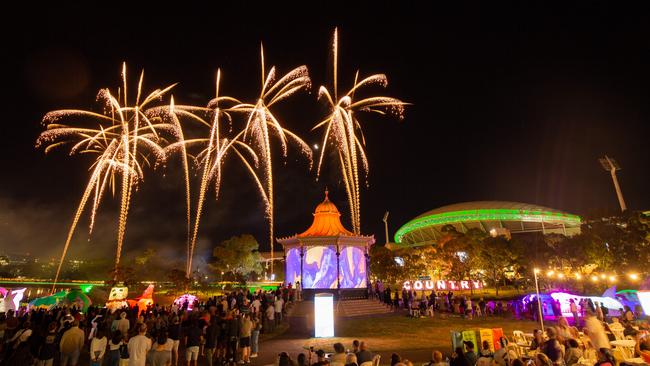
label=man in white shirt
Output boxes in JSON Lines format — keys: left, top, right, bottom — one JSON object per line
{"left": 251, "top": 298, "right": 261, "bottom": 314}
{"left": 274, "top": 297, "right": 284, "bottom": 325}
{"left": 265, "top": 304, "right": 275, "bottom": 333}
{"left": 128, "top": 323, "right": 152, "bottom": 366}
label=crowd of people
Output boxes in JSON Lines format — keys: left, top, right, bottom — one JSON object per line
{"left": 370, "top": 282, "right": 514, "bottom": 319}
{"left": 0, "top": 285, "right": 297, "bottom": 366}
{"left": 273, "top": 340, "right": 380, "bottom": 366}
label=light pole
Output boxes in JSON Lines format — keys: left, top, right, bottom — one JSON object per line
{"left": 382, "top": 211, "right": 390, "bottom": 244}
{"left": 533, "top": 268, "right": 545, "bottom": 333}
{"left": 598, "top": 156, "right": 627, "bottom": 212}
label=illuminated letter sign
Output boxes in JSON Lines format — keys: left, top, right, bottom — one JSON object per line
{"left": 402, "top": 279, "right": 483, "bottom": 290}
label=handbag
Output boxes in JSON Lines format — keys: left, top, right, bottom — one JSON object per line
{"left": 119, "top": 343, "right": 129, "bottom": 359}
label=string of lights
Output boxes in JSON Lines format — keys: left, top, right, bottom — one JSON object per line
{"left": 533, "top": 268, "right": 642, "bottom": 283}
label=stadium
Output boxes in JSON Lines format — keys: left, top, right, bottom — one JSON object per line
{"left": 394, "top": 201, "right": 582, "bottom": 248}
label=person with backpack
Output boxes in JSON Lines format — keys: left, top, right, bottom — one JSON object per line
{"left": 36, "top": 322, "right": 57, "bottom": 366}
{"left": 108, "top": 331, "right": 125, "bottom": 366}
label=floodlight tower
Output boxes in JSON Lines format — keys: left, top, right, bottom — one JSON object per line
{"left": 598, "top": 155, "right": 627, "bottom": 212}
{"left": 382, "top": 211, "right": 390, "bottom": 244}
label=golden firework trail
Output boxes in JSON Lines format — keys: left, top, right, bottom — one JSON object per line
{"left": 230, "top": 45, "right": 313, "bottom": 274}
{"left": 36, "top": 63, "right": 176, "bottom": 291}
{"left": 164, "top": 70, "right": 268, "bottom": 278}
{"left": 314, "top": 28, "right": 409, "bottom": 234}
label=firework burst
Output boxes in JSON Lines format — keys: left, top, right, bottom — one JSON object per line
{"left": 36, "top": 63, "right": 176, "bottom": 291}
{"left": 314, "top": 28, "right": 409, "bottom": 234}
{"left": 164, "top": 70, "right": 268, "bottom": 278}
{"left": 230, "top": 45, "right": 313, "bottom": 273}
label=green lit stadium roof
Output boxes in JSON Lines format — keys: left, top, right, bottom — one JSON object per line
{"left": 394, "top": 201, "right": 581, "bottom": 247}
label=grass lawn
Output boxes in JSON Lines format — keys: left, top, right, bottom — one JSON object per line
{"left": 304, "top": 313, "right": 539, "bottom": 355}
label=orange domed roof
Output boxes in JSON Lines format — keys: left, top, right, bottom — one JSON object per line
{"left": 297, "top": 189, "right": 354, "bottom": 237}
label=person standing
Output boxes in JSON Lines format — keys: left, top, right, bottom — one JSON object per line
{"left": 127, "top": 323, "right": 152, "bottom": 366}
{"left": 265, "top": 303, "right": 275, "bottom": 333}
{"left": 274, "top": 296, "right": 284, "bottom": 325}
{"left": 107, "top": 331, "right": 124, "bottom": 366}
{"left": 204, "top": 317, "right": 218, "bottom": 366}
{"left": 240, "top": 313, "right": 253, "bottom": 364}
{"left": 569, "top": 299, "right": 579, "bottom": 327}
{"left": 90, "top": 329, "right": 108, "bottom": 366}
{"left": 60, "top": 320, "right": 85, "bottom": 366}
{"left": 184, "top": 319, "right": 202, "bottom": 366}
{"left": 150, "top": 330, "right": 174, "bottom": 366}
{"left": 250, "top": 314, "right": 261, "bottom": 359}
{"left": 227, "top": 311, "right": 240, "bottom": 363}
{"left": 116, "top": 312, "right": 130, "bottom": 338}
{"left": 36, "top": 322, "right": 57, "bottom": 366}
{"left": 296, "top": 281, "right": 302, "bottom": 301}
{"left": 168, "top": 315, "right": 182, "bottom": 366}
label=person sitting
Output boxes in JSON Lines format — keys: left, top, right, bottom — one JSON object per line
{"left": 280, "top": 352, "right": 296, "bottom": 366}
{"left": 529, "top": 329, "right": 544, "bottom": 351}
{"left": 594, "top": 348, "right": 615, "bottom": 366}
{"left": 390, "top": 353, "right": 402, "bottom": 366}
{"left": 450, "top": 347, "right": 470, "bottom": 366}
{"left": 312, "top": 350, "right": 329, "bottom": 366}
{"left": 345, "top": 353, "right": 359, "bottom": 366}
{"left": 533, "top": 353, "right": 552, "bottom": 366}
{"left": 352, "top": 340, "right": 360, "bottom": 354}
{"left": 463, "top": 341, "right": 477, "bottom": 366}
{"left": 331, "top": 343, "right": 347, "bottom": 364}
{"left": 542, "top": 327, "right": 564, "bottom": 365}
{"left": 355, "top": 342, "right": 374, "bottom": 365}
{"left": 556, "top": 316, "right": 579, "bottom": 341}
{"left": 493, "top": 337, "right": 518, "bottom": 366}
{"left": 427, "top": 350, "right": 447, "bottom": 366}
{"left": 296, "top": 354, "right": 308, "bottom": 366}
{"left": 564, "top": 338, "right": 582, "bottom": 366}
{"left": 635, "top": 333, "right": 650, "bottom": 364}
{"left": 479, "top": 341, "right": 493, "bottom": 358}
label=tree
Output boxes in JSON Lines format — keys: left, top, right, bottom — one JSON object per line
{"left": 168, "top": 268, "right": 191, "bottom": 291}
{"left": 369, "top": 244, "right": 403, "bottom": 284}
{"left": 107, "top": 265, "right": 135, "bottom": 287}
{"left": 210, "top": 235, "right": 263, "bottom": 284}
{"left": 474, "top": 236, "right": 518, "bottom": 296}
{"left": 438, "top": 228, "right": 485, "bottom": 290}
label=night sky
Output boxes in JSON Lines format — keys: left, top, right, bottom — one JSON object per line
{"left": 2, "top": 3, "right": 650, "bottom": 263}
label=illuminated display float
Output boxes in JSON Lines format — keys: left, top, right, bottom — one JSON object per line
{"left": 278, "top": 190, "right": 375, "bottom": 299}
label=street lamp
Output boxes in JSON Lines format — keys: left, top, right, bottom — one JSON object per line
{"left": 533, "top": 268, "right": 545, "bottom": 333}
{"left": 598, "top": 156, "right": 627, "bottom": 212}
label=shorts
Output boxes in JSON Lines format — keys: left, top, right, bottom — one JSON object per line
{"left": 171, "top": 339, "right": 180, "bottom": 352}
{"left": 186, "top": 346, "right": 200, "bottom": 361}
{"left": 239, "top": 337, "right": 250, "bottom": 347}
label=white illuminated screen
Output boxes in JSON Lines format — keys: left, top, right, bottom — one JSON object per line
{"left": 638, "top": 291, "right": 650, "bottom": 316}
{"left": 314, "top": 293, "right": 334, "bottom": 337}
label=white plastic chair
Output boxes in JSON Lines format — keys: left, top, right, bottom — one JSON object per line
{"left": 372, "top": 354, "right": 381, "bottom": 366}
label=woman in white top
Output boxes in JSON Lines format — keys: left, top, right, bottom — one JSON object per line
{"left": 90, "top": 329, "right": 108, "bottom": 366}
